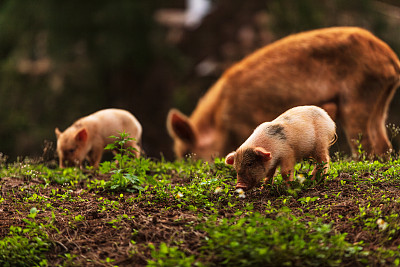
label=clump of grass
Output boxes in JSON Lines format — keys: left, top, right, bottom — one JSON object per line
{"left": 138, "top": 157, "right": 239, "bottom": 211}
{"left": 99, "top": 132, "right": 156, "bottom": 192}
{"left": 199, "top": 210, "right": 364, "bottom": 266}
{"left": 0, "top": 157, "right": 87, "bottom": 187}
{"left": 0, "top": 209, "right": 56, "bottom": 267}
{"left": 147, "top": 242, "right": 200, "bottom": 267}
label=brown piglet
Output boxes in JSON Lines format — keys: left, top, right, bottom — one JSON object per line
{"left": 225, "top": 106, "right": 336, "bottom": 191}
{"left": 55, "top": 108, "right": 142, "bottom": 168}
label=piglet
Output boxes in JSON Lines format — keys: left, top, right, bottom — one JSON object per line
{"left": 225, "top": 105, "right": 336, "bottom": 191}
{"left": 55, "top": 108, "right": 142, "bottom": 168}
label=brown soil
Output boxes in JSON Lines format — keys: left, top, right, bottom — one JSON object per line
{"left": 1, "top": 169, "right": 400, "bottom": 266}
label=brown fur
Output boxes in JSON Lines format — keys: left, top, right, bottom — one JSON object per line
{"left": 167, "top": 27, "right": 400, "bottom": 161}
{"left": 225, "top": 105, "right": 336, "bottom": 191}
{"left": 55, "top": 109, "right": 142, "bottom": 168}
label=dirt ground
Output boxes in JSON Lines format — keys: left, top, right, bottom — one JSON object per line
{"left": 1, "top": 169, "right": 400, "bottom": 266}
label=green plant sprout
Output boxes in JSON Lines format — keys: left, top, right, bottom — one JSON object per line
{"left": 99, "top": 132, "right": 155, "bottom": 192}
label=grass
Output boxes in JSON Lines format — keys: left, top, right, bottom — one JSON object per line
{"left": 0, "top": 208, "right": 55, "bottom": 267}
{"left": 1, "top": 135, "right": 400, "bottom": 266}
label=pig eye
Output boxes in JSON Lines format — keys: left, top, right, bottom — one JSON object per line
{"left": 245, "top": 161, "right": 254, "bottom": 167}
{"left": 68, "top": 148, "right": 76, "bottom": 154}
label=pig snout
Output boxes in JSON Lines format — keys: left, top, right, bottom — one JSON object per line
{"left": 60, "top": 157, "right": 81, "bottom": 168}
{"left": 235, "top": 176, "right": 251, "bottom": 191}
{"left": 61, "top": 160, "right": 74, "bottom": 168}
{"left": 235, "top": 182, "right": 249, "bottom": 191}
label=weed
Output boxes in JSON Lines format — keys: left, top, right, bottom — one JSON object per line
{"left": 73, "top": 215, "right": 85, "bottom": 222}
{"left": 298, "top": 196, "right": 319, "bottom": 206}
{"left": 147, "top": 242, "right": 201, "bottom": 267}
{"left": 99, "top": 132, "right": 155, "bottom": 192}
{"left": 0, "top": 210, "right": 56, "bottom": 266}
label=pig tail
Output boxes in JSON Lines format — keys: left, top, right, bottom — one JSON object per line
{"left": 329, "top": 133, "right": 338, "bottom": 146}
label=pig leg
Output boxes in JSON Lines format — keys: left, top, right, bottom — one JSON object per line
{"left": 366, "top": 84, "right": 396, "bottom": 157}
{"left": 339, "top": 103, "right": 371, "bottom": 156}
{"left": 263, "top": 165, "right": 277, "bottom": 185}
{"left": 280, "top": 156, "right": 296, "bottom": 184}
{"left": 59, "top": 157, "right": 66, "bottom": 168}
{"left": 311, "top": 149, "right": 330, "bottom": 181}
{"left": 340, "top": 80, "right": 397, "bottom": 157}
{"left": 88, "top": 147, "right": 104, "bottom": 168}
{"left": 364, "top": 81, "right": 399, "bottom": 157}
{"left": 341, "top": 105, "right": 391, "bottom": 157}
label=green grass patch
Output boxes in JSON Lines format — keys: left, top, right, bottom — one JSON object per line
{"left": 0, "top": 209, "right": 55, "bottom": 267}
{"left": 2, "top": 134, "right": 400, "bottom": 266}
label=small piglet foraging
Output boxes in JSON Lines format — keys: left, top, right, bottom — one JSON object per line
{"left": 225, "top": 105, "right": 336, "bottom": 191}
{"left": 55, "top": 108, "right": 142, "bottom": 168}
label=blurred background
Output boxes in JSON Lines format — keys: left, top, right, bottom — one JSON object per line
{"left": 0, "top": 0, "right": 399, "bottom": 161}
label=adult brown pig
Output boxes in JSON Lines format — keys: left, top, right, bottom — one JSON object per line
{"left": 167, "top": 27, "right": 400, "bottom": 161}
{"left": 225, "top": 105, "right": 336, "bottom": 191}
{"left": 55, "top": 108, "right": 142, "bottom": 168}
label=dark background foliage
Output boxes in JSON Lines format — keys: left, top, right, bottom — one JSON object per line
{"left": 0, "top": 0, "right": 399, "bottom": 161}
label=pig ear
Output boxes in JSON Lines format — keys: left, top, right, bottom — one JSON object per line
{"left": 167, "top": 109, "right": 197, "bottom": 145}
{"left": 55, "top": 128, "right": 62, "bottom": 139}
{"left": 75, "top": 128, "right": 88, "bottom": 143}
{"left": 225, "top": 152, "right": 236, "bottom": 165}
{"left": 254, "top": 147, "right": 271, "bottom": 161}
